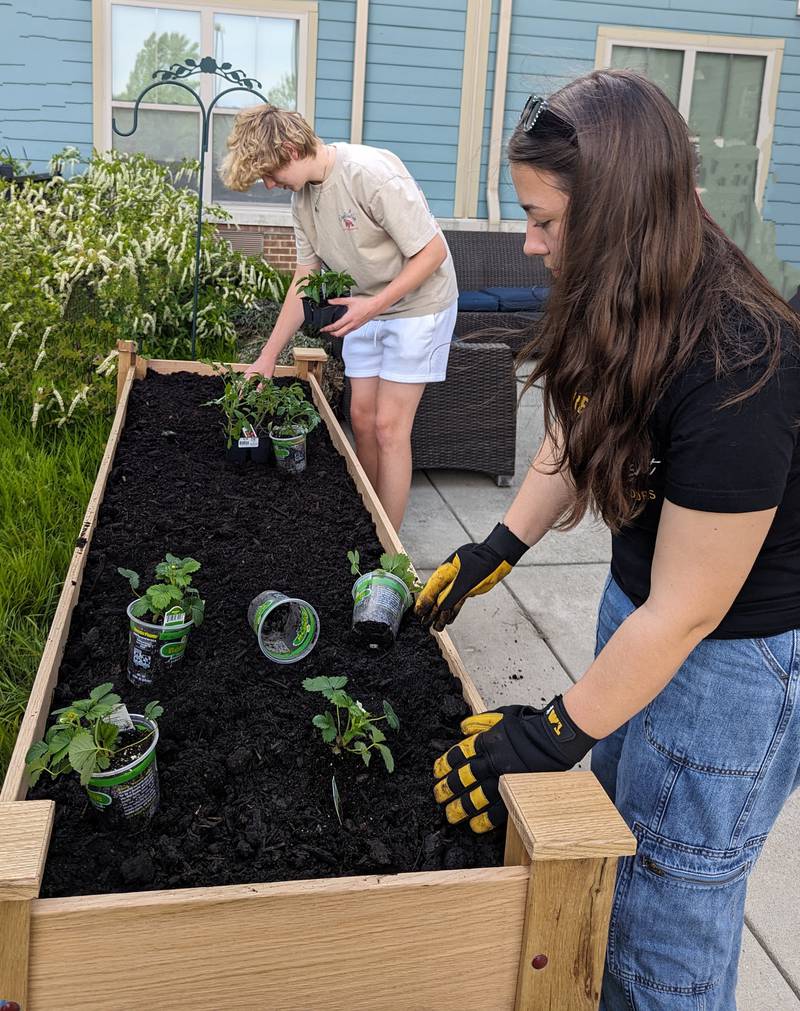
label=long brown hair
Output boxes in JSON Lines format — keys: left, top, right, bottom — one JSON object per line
{"left": 510, "top": 69, "right": 798, "bottom": 532}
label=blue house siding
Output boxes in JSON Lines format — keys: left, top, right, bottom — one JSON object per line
{"left": 361, "top": 0, "right": 466, "bottom": 217}
{"left": 0, "top": 0, "right": 93, "bottom": 170}
{"left": 313, "top": 0, "right": 355, "bottom": 142}
{"left": 0, "top": 0, "right": 358, "bottom": 170}
{"left": 490, "top": 0, "right": 800, "bottom": 268}
{"left": 476, "top": 0, "right": 499, "bottom": 221}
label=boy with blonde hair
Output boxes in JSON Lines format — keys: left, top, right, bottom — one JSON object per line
{"left": 220, "top": 105, "right": 457, "bottom": 530}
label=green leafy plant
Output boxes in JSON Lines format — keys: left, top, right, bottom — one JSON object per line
{"left": 0, "top": 148, "right": 282, "bottom": 429}
{"left": 202, "top": 362, "right": 277, "bottom": 447}
{"left": 25, "top": 682, "right": 163, "bottom": 788}
{"left": 303, "top": 676, "right": 399, "bottom": 772}
{"left": 347, "top": 549, "right": 423, "bottom": 594}
{"left": 270, "top": 381, "right": 320, "bottom": 437}
{"left": 295, "top": 269, "right": 356, "bottom": 304}
{"left": 118, "top": 553, "right": 205, "bottom": 625}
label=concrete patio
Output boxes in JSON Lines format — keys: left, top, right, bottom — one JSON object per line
{"left": 398, "top": 372, "right": 800, "bottom": 1010}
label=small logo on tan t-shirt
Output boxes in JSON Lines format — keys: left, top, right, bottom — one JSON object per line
{"left": 340, "top": 209, "right": 357, "bottom": 231}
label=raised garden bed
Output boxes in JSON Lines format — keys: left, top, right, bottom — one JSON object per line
{"left": 0, "top": 343, "right": 635, "bottom": 1010}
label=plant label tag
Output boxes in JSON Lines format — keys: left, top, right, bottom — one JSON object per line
{"left": 238, "top": 424, "right": 259, "bottom": 449}
{"left": 105, "top": 703, "right": 135, "bottom": 731}
{"left": 163, "top": 606, "right": 185, "bottom": 628}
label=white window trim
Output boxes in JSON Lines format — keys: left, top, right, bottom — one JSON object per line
{"left": 595, "top": 26, "right": 784, "bottom": 211}
{"left": 92, "top": 0, "right": 318, "bottom": 220}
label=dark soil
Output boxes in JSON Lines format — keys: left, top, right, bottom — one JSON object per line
{"left": 33, "top": 371, "right": 504, "bottom": 897}
{"left": 108, "top": 724, "right": 154, "bottom": 770}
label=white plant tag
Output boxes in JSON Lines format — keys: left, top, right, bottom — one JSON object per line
{"left": 105, "top": 703, "right": 135, "bottom": 731}
{"left": 163, "top": 606, "right": 185, "bottom": 628}
{"left": 238, "top": 424, "right": 259, "bottom": 449}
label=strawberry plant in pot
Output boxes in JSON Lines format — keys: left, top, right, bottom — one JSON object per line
{"left": 349, "top": 549, "right": 422, "bottom": 647}
{"left": 296, "top": 269, "right": 356, "bottom": 332}
{"left": 202, "top": 363, "right": 276, "bottom": 464}
{"left": 118, "top": 553, "right": 205, "bottom": 686}
{"left": 268, "top": 381, "right": 321, "bottom": 474}
{"left": 25, "top": 682, "right": 164, "bottom": 827}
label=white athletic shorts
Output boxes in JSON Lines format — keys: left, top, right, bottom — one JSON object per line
{"left": 343, "top": 301, "right": 457, "bottom": 383}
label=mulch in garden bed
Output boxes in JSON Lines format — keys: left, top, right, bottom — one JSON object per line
{"left": 32, "top": 371, "right": 505, "bottom": 897}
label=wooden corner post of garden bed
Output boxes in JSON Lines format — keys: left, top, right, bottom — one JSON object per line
{"left": 292, "top": 346, "right": 328, "bottom": 382}
{"left": 501, "top": 772, "right": 636, "bottom": 1011}
{"left": 116, "top": 339, "right": 138, "bottom": 404}
{"left": 0, "top": 801, "right": 54, "bottom": 1007}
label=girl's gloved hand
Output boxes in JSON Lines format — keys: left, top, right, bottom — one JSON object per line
{"left": 415, "top": 523, "right": 529, "bottom": 631}
{"left": 432, "top": 696, "right": 597, "bottom": 833}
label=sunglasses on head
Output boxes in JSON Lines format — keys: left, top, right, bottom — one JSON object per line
{"left": 519, "top": 95, "right": 574, "bottom": 136}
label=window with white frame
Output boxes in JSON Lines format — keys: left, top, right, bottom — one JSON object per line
{"left": 100, "top": 1, "right": 315, "bottom": 210}
{"left": 596, "top": 27, "right": 784, "bottom": 258}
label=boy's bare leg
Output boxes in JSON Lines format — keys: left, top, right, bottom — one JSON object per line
{"left": 375, "top": 379, "right": 426, "bottom": 530}
{"left": 348, "top": 376, "right": 381, "bottom": 488}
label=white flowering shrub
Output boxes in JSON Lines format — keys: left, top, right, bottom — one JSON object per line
{"left": 0, "top": 148, "right": 280, "bottom": 428}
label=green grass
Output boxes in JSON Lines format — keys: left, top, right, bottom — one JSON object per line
{"left": 0, "top": 400, "right": 111, "bottom": 780}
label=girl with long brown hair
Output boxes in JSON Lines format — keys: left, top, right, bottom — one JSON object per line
{"left": 417, "top": 69, "right": 800, "bottom": 1008}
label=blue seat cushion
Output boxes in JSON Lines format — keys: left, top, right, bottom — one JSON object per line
{"left": 457, "top": 286, "right": 550, "bottom": 312}
{"left": 457, "top": 289, "right": 500, "bottom": 311}
{"left": 482, "top": 286, "right": 550, "bottom": 311}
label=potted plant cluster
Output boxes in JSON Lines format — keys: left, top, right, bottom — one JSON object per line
{"left": 202, "top": 363, "right": 273, "bottom": 463}
{"left": 25, "top": 682, "right": 163, "bottom": 827}
{"left": 296, "top": 269, "right": 356, "bottom": 331}
{"left": 348, "top": 550, "right": 423, "bottom": 647}
{"left": 118, "top": 553, "right": 205, "bottom": 685}
{"left": 268, "top": 380, "right": 321, "bottom": 474}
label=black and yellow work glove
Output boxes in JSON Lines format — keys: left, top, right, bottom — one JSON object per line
{"left": 432, "top": 696, "right": 596, "bottom": 833}
{"left": 415, "top": 523, "right": 529, "bottom": 631}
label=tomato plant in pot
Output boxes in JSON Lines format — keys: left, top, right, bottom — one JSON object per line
{"left": 348, "top": 550, "right": 422, "bottom": 647}
{"left": 25, "top": 682, "right": 164, "bottom": 827}
{"left": 268, "top": 381, "right": 321, "bottom": 474}
{"left": 118, "top": 554, "right": 205, "bottom": 686}
{"left": 203, "top": 363, "right": 276, "bottom": 464}
{"left": 296, "top": 269, "right": 356, "bottom": 333}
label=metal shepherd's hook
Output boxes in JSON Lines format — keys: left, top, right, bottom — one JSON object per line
{"left": 113, "top": 56, "right": 269, "bottom": 360}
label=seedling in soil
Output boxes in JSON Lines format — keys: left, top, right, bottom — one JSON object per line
{"left": 347, "top": 549, "right": 423, "bottom": 594}
{"left": 118, "top": 553, "right": 205, "bottom": 626}
{"left": 295, "top": 269, "right": 356, "bottom": 304}
{"left": 25, "top": 682, "right": 163, "bottom": 788}
{"left": 203, "top": 362, "right": 277, "bottom": 448}
{"left": 303, "top": 676, "right": 400, "bottom": 772}
{"left": 270, "top": 381, "right": 321, "bottom": 438}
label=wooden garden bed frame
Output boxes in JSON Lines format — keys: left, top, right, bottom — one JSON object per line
{"left": 0, "top": 341, "right": 635, "bottom": 1010}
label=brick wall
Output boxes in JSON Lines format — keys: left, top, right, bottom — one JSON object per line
{"left": 217, "top": 223, "right": 297, "bottom": 272}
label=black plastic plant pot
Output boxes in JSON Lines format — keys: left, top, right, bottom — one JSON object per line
{"left": 351, "top": 570, "right": 413, "bottom": 648}
{"left": 301, "top": 295, "right": 349, "bottom": 330}
{"left": 126, "top": 602, "right": 194, "bottom": 686}
{"left": 86, "top": 714, "right": 160, "bottom": 827}
{"left": 269, "top": 424, "right": 308, "bottom": 474}
{"left": 247, "top": 590, "right": 320, "bottom": 663}
{"left": 224, "top": 432, "right": 271, "bottom": 465}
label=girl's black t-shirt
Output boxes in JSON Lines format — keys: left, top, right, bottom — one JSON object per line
{"left": 611, "top": 308, "right": 800, "bottom": 639}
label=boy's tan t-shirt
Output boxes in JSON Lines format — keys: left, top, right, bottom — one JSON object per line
{"left": 292, "top": 143, "right": 457, "bottom": 319}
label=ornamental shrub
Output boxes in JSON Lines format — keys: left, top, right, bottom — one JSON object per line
{"left": 0, "top": 147, "right": 281, "bottom": 428}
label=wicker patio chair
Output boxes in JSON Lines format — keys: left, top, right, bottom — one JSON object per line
{"left": 342, "top": 337, "right": 517, "bottom": 485}
{"left": 442, "top": 229, "right": 550, "bottom": 359}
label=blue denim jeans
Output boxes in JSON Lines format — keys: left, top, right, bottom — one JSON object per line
{"left": 592, "top": 575, "right": 800, "bottom": 1010}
